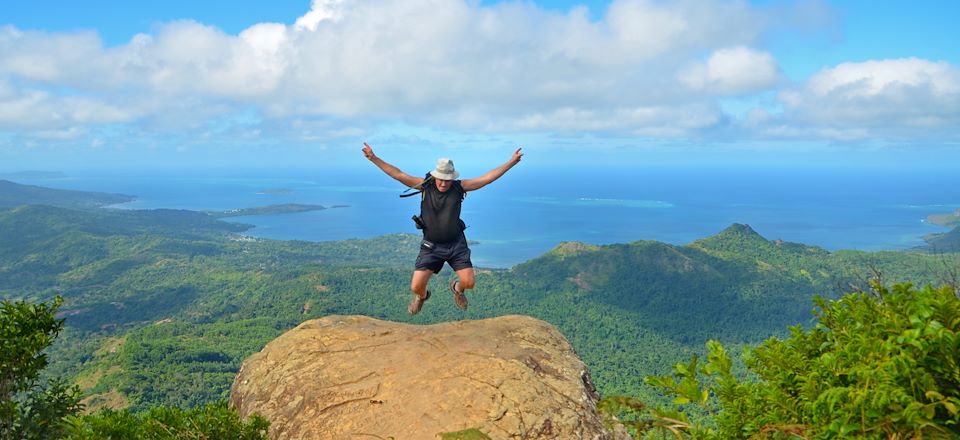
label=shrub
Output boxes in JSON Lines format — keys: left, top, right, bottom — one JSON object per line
{"left": 64, "top": 400, "right": 269, "bottom": 439}
{"left": 603, "top": 282, "right": 960, "bottom": 439}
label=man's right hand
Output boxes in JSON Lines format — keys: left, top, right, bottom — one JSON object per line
{"left": 362, "top": 142, "right": 375, "bottom": 160}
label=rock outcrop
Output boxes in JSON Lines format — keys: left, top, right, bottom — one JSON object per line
{"left": 230, "top": 315, "right": 626, "bottom": 439}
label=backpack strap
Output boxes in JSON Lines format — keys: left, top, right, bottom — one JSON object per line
{"left": 399, "top": 173, "right": 433, "bottom": 198}
{"left": 399, "top": 173, "right": 466, "bottom": 202}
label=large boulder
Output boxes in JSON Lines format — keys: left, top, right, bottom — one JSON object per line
{"left": 230, "top": 315, "right": 626, "bottom": 439}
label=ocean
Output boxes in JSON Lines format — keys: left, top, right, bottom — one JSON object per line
{"left": 9, "top": 165, "right": 959, "bottom": 268}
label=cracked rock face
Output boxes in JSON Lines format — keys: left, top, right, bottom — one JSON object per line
{"left": 230, "top": 315, "right": 627, "bottom": 440}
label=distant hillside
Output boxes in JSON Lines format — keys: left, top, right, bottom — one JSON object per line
{"left": 926, "top": 208, "right": 960, "bottom": 228}
{"left": 208, "top": 203, "right": 329, "bottom": 218}
{"left": 914, "top": 208, "right": 960, "bottom": 252}
{"left": 513, "top": 224, "right": 834, "bottom": 344}
{"left": 0, "top": 204, "right": 417, "bottom": 302}
{"left": 0, "top": 179, "right": 134, "bottom": 209}
{"left": 5, "top": 205, "right": 957, "bottom": 413}
{"left": 923, "top": 225, "right": 960, "bottom": 252}
{"left": 0, "top": 204, "right": 249, "bottom": 241}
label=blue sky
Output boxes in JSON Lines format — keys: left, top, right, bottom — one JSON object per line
{"left": 1, "top": 0, "right": 958, "bottom": 170}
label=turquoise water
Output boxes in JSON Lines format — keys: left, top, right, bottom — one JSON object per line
{"left": 9, "top": 165, "right": 959, "bottom": 268}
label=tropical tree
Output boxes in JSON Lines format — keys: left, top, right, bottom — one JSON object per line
{"left": 1, "top": 296, "right": 82, "bottom": 439}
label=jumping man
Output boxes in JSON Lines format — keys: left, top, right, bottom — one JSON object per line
{"left": 362, "top": 142, "right": 523, "bottom": 315}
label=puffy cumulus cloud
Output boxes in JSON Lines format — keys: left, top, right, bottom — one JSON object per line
{"left": 0, "top": 26, "right": 122, "bottom": 93}
{"left": 680, "top": 46, "right": 781, "bottom": 95}
{"left": 295, "top": 0, "right": 347, "bottom": 31}
{"left": 0, "top": 0, "right": 773, "bottom": 140}
{"left": 776, "top": 58, "right": 960, "bottom": 138}
{"left": 504, "top": 103, "right": 724, "bottom": 136}
{"left": 275, "top": 0, "right": 767, "bottom": 121}
{"left": 135, "top": 21, "right": 290, "bottom": 97}
{"left": 0, "top": 88, "right": 132, "bottom": 131}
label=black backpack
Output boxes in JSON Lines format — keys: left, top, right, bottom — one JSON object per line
{"left": 402, "top": 173, "right": 466, "bottom": 232}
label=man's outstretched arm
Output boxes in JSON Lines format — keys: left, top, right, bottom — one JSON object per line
{"left": 362, "top": 142, "right": 422, "bottom": 188}
{"left": 462, "top": 148, "right": 523, "bottom": 192}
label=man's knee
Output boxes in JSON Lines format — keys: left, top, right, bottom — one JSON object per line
{"left": 457, "top": 271, "right": 476, "bottom": 290}
{"left": 411, "top": 281, "right": 428, "bottom": 294}
{"left": 411, "top": 271, "right": 432, "bottom": 295}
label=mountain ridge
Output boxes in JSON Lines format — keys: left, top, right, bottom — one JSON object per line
{"left": 0, "top": 179, "right": 134, "bottom": 209}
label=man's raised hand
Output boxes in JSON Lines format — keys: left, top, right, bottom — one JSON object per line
{"left": 362, "top": 142, "right": 375, "bottom": 160}
{"left": 512, "top": 148, "right": 524, "bottom": 163}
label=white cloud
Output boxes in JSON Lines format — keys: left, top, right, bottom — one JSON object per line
{"left": 778, "top": 58, "right": 960, "bottom": 136}
{"left": 0, "top": 89, "right": 132, "bottom": 130}
{"left": 0, "top": 0, "right": 773, "bottom": 141}
{"left": 680, "top": 46, "right": 780, "bottom": 95}
{"left": 505, "top": 103, "right": 723, "bottom": 135}
{"left": 0, "top": 26, "right": 106, "bottom": 85}
{"left": 294, "top": 0, "right": 346, "bottom": 31}
{"left": 13, "top": 0, "right": 951, "bottom": 147}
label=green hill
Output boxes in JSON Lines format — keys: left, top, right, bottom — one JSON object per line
{"left": 922, "top": 224, "right": 960, "bottom": 252}
{"left": 3, "top": 204, "right": 958, "bottom": 412}
{"left": 0, "top": 179, "right": 134, "bottom": 208}
{"left": 512, "top": 224, "right": 822, "bottom": 343}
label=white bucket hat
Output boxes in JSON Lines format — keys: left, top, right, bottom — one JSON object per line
{"left": 430, "top": 158, "right": 460, "bottom": 180}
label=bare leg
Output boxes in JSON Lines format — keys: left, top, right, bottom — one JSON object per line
{"left": 407, "top": 269, "right": 435, "bottom": 315}
{"left": 411, "top": 269, "right": 433, "bottom": 298}
{"left": 454, "top": 267, "right": 476, "bottom": 292}
{"left": 449, "top": 267, "right": 475, "bottom": 310}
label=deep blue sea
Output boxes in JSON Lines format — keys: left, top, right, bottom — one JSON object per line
{"left": 10, "top": 166, "right": 959, "bottom": 268}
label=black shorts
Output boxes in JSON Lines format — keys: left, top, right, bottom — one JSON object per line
{"left": 415, "top": 234, "right": 473, "bottom": 274}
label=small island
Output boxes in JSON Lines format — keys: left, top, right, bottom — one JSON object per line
{"left": 209, "top": 203, "right": 333, "bottom": 218}
{"left": 926, "top": 208, "right": 960, "bottom": 228}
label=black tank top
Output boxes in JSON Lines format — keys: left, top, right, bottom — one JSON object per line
{"left": 420, "top": 180, "right": 465, "bottom": 243}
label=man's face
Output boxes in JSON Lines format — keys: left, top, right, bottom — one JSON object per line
{"left": 434, "top": 178, "right": 452, "bottom": 192}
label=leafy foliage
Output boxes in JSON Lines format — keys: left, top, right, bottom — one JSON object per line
{"left": 607, "top": 282, "right": 960, "bottom": 439}
{"left": 63, "top": 400, "right": 269, "bottom": 440}
{"left": 2, "top": 295, "right": 268, "bottom": 439}
{"left": 0, "top": 296, "right": 82, "bottom": 439}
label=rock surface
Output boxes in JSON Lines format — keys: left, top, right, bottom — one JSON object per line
{"left": 230, "top": 315, "right": 626, "bottom": 439}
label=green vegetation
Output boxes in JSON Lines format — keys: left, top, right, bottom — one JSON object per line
{"left": 923, "top": 225, "right": 960, "bottom": 253}
{"left": 1, "top": 296, "right": 81, "bottom": 439}
{"left": 603, "top": 282, "right": 960, "bottom": 439}
{"left": 2, "top": 296, "right": 268, "bottom": 439}
{"left": 3, "top": 187, "right": 959, "bottom": 425}
{"left": 919, "top": 208, "right": 960, "bottom": 252}
{"left": 63, "top": 401, "right": 268, "bottom": 439}
{"left": 439, "top": 427, "right": 493, "bottom": 439}
{"left": 0, "top": 180, "right": 133, "bottom": 209}
{"left": 208, "top": 203, "right": 330, "bottom": 218}
{"left": 926, "top": 209, "right": 960, "bottom": 228}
